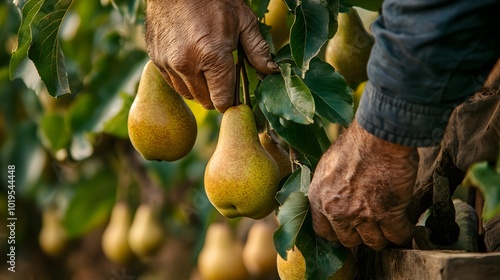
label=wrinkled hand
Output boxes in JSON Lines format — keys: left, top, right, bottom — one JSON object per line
{"left": 145, "top": 0, "right": 279, "bottom": 112}
{"left": 308, "top": 120, "right": 418, "bottom": 250}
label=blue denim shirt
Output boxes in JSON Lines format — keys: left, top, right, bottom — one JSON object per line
{"left": 356, "top": 0, "right": 500, "bottom": 147}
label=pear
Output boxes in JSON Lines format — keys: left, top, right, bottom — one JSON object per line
{"left": 127, "top": 204, "right": 165, "bottom": 259}
{"left": 277, "top": 246, "right": 355, "bottom": 280}
{"left": 242, "top": 220, "right": 278, "bottom": 276}
{"left": 39, "top": 208, "right": 68, "bottom": 257}
{"left": 204, "top": 104, "right": 281, "bottom": 220}
{"left": 259, "top": 131, "right": 292, "bottom": 179}
{"left": 325, "top": 8, "right": 374, "bottom": 87}
{"left": 101, "top": 202, "right": 134, "bottom": 264}
{"left": 353, "top": 80, "right": 367, "bottom": 113}
{"left": 128, "top": 60, "right": 197, "bottom": 161}
{"left": 265, "top": 0, "right": 291, "bottom": 50}
{"left": 197, "top": 223, "right": 248, "bottom": 280}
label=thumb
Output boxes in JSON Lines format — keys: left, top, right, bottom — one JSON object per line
{"left": 238, "top": 4, "right": 280, "bottom": 75}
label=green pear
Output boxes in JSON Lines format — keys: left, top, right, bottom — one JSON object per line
{"left": 39, "top": 208, "right": 68, "bottom": 257}
{"left": 127, "top": 204, "right": 165, "bottom": 259}
{"left": 242, "top": 220, "right": 278, "bottom": 276}
{"left": 198, "top": 223, "right": 248, "bottom": 280}
{"left": 204, "top": 104, "right": 281, "bottom": 220}
{"left": 101, "top": 202, "right": 134, "bottom": 264}
{"left": 326, "top": 8, "right": 374, "bottom": 86}
{"left": 128, "top": 60, "right": 197, "bottom": 161}
{"left": 259, "top": 131, "right": 292, "bottom": 179}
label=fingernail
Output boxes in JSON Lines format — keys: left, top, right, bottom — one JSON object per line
{"left": 267, "top": 61, "right": 279, "bottom": 71}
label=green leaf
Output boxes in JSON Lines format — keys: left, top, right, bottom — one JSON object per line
{"left": 296, "top": 214, "right": 348, "bottom": 280}
{"left": 257, "top": 100, "right": 322, "bottom": 165}
{"left": 63, "top": 170, "right": 117, "bottom": 238}
{"left": 245, "top": 0, "right": 271, "bottom": 19}
{"left": 11, "top": 0, "right": 74, "bottom": 97}
{"left": 304, "top": 58, "right": 354, "bottom": 127}
{"left": 276, "top": 168, "right": 302, "bottom": 205}
{"left": 111, "top": 0, "right": 141, "bottom": 22}
{"left": 39, "top": 112, "right": 71, "bottom": 152}
{"left": 274, "top": 191, "right": 310, "bottom": 259}
{"left": 283, "top": 0, "right": 298, "bottom": 10}
{"left": 102, "top": 92, "right": 134, "bottom": 138}
{"left": 290, "top": 0, "right": 330, "bottom": 73}
{"left": 259, "top": 63, "right": 315, "bottom": 125}
{"left": 463, "top": 161, "right": 500, "bottom": 220}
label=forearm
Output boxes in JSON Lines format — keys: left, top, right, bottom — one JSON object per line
{"left": 357, "top": 0, "right": 500, "bottom": 147}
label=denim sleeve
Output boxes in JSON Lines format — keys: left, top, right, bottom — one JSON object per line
{"left": 355, "top": 0, "right": 500, "bottom": 147}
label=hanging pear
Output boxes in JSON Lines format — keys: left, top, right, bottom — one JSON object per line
{"left": 259, "top": 131, "right": 292, "bottom": 179}
{"left": 39, "top": 208, "right": 68, "bottom": 257}
{"left": 197, "top": 223, "right": 248, "bottom": 280}
{"left": 128, "top": 60, "right": 197, "bottom": 161}
{"left": 127, "top": 204, "right": 165, "bottom": 259}
{"left": 204, "top": 104, "right": 281, "bottom": 220}
{"left": 326, "top": 8, "right": 374, "bottom": 87}
{"left": 101, "top": 202, "right": 134, "bottom": 264}
{"left": 242, "top": 220, "right": 279, "bottom": 276}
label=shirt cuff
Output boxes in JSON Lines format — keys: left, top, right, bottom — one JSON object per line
{"left": 355, "top": 81, "right": 455, "bottom": 147}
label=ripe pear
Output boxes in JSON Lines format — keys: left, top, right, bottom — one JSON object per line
{"left": 204, "top": 104, "right": 281, "bottom": 220}
{"left": 277, "top": 246, "right": 355, "bottom": 280}
{"left": 101, "top": 202, "right": 134, "bottom": 264}
{"left": 353, "top": 80, "right": 367, "bottom": 113}
{"left": 265, "top": 0, "right": 291, "bottom": 50}
{"left": 259, "top": 131, "right": 292, "bottom": 179}
{"left": 128, "top": 60, "right": 197, "bottom": 161}
{"left": 242, "top": 220, "right": 278, "bottom": 276}
{"left": 326, "top": 8, "right": 374, "bottom": 86}
{"left": 197, "top": 223, "right": 248, "bottom": 280}
{"left": 127, "top": 204, "right": 165, "bottom": 259}
{"left": 39, "top": 208, "right": 68, "bottom": 257}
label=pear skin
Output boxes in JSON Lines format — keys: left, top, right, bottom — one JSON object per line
{"left": 265, "top": 0, "right": 291, "bottom": 50}
{"left": 197, "top": 223, "right": 248, "bottom": 280}
{"left": 242, "top": 220, "right": 279, "bottom": 276}
{"left": 128, "top": 60, "right": 197, "bottom": 161}
{"left": 259, "top": 131, "right": 292, "bottom": 179}
{"left": 204, "top": 104, "right": 281, "bottom": 220}
{"left": 326, "top": 8, "right": 374, "bottom": 87}
{"left": 39, "top": 208, "right": 68, "bottom": 257}
{"left": 101, "top": 202, "right": 134, "bottom": 264}
{"left": 277, "top": 246, "right": 355, "bottom": 280}
{"left": 127, "top": 204, "right": 165, "bottom": 259}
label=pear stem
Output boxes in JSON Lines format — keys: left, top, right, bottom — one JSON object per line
{"left": 240, "top": 59, "right": 251, "bottom": 108}
{"left": 234, "top": 45, "right": 243, "bottom": 107}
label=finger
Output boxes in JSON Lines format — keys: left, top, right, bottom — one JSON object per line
{"left": 159, "top": 64, "right": 195, "bottom": 101}
{"left": 310, "top": 207, "right": 339, "bottom": 242}
{"left": 356, "top": 222, "right": 389, "bottom": 251}
{"left": 203, "top": 53, "right": 236, "bottom": 112}
{"left": 335, "top": 225, "right": 363, "bottom": 248}
{"left": 180, "top": 71, "right": 215, "bottom": 110}
{"left": 380, "top": 215, "right": 415, "bottom": 246}
{"left": 238, "top": 4, "right": 279, "bottom": 75}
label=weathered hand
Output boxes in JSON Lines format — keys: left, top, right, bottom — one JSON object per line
{"left": 308, "top": 120, "right": 418, "bottom": 250}
{"left": 145, "top": 0, "right": 279, "bottom": 112}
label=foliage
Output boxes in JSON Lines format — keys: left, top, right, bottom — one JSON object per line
{"left": 1, "top": 0, "right": 369, "bottom": 278}
{"left": 463, "top": 147, "right": 500, "bottom": 221}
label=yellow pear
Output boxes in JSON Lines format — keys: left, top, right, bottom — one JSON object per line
{"left": 277, "top": 246, "right": 355, "bottom": 280}
{"left": 127, "top": 204, "right": 165, "bottom": 259}
{"left": 326, "top": 8, "right": 374, "bottom": 87}
{"left": 197, "top": 223, "right": 248, "bottom": 280}
{"left": 204, "top": 104, "right": 281, "bottom": 220}
{"left": 353, "top": 80, "right": 367, "bottom": 113}
{"left": 39, "top": 208, "right": 68, "bottom": 257}
{"left": 265, "top": 0, "right": 291, "bottom": 50}
{"left": 259, "top": 131, "right": 292, "bottom": 179}
{"left": 128, "top": 60, "right": 197, "bottom": 161}
{"left": 101, "top": 202, "right": 134, "bottom": 264}
{"left": 242, "top": 220, "right": 278, "bottom": 276}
